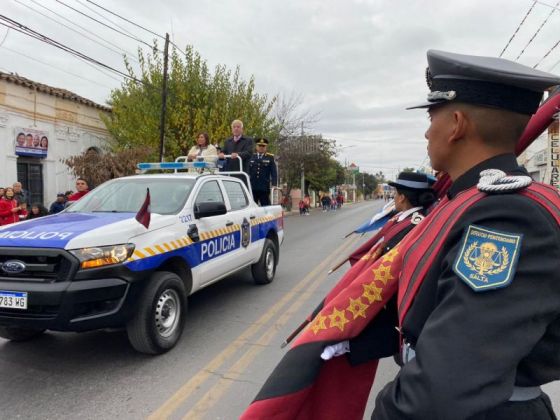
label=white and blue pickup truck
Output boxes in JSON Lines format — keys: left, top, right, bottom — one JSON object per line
{"left": 0, "top": 161, "right": 284, "bottom": 354}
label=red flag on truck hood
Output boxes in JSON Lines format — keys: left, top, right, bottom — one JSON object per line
{"left": 135, "top": 188, "right": 151, "bottom": 229}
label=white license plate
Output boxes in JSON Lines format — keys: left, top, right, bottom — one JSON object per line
{"left": 0, "top": 291, "right": 27, "bottom": 310}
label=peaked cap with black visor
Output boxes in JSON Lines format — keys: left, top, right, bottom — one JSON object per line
{"left": 407, "top": 50, "right": 560, "bottom": 114}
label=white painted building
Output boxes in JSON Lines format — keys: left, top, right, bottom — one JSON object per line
{"left": 0, "top": 71, "right": 110, "bottom": 206}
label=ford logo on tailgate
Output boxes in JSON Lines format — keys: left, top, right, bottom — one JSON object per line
{"left": 1, "top": 260, "right": 26, "bottom": 274}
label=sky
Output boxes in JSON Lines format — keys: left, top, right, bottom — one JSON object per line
{"left": 1, "top": 0, "right": 559, "bottom": 180}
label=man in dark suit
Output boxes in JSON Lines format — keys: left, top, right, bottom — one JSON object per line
{"left": 219, "top": 119, "right": 254, "bottom": 173}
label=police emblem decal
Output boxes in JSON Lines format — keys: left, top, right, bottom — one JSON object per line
{"left": 453, "top": 225, "right": 522, "bottom": 292}
{"left": 410, "top": 212, "right": 425, "bottom": 225}
{"left": 241, "top": 217, "right": 251, "bottom": 248}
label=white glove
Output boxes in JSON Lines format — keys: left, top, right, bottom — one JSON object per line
{"left": 320, "top": 340, "right": 350, "bottom": 360}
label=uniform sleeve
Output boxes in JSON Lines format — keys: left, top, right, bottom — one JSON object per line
{"left": 372, "top": 194, "right": 560, "bottom": 420}
{"left": 270, "top": 155, "right": 278, "bottom": 186}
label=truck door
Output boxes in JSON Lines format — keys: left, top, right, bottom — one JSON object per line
{"left": 192, "top": 179, "right": 241, "bottom": 285}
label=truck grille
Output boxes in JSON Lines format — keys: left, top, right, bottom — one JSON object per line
{"left": 0, "top": 248, "right": 78, "bottom": 283}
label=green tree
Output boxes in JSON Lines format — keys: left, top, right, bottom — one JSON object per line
{"left": 102, "top": 45, "right": 276, "bottom": 160}
{"left": 402, "top": 167, "right": 415, "bottom": 173}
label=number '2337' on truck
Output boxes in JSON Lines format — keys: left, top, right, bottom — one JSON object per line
{"left": 0, "top": 166, "right": 283, "bottom": 354}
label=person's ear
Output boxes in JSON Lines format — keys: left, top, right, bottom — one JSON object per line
{"left": 449, "top": 110, "right": 468, "bottom": 144}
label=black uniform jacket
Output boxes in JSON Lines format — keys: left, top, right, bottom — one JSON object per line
{"left": 248, "top": 153, "right": 278, "bottom": 192}
{"left": 222, "top": 136, "right": 254, "bottom": 172}
{"left": 373, "top": 154, "right": 560, "bottom": 419}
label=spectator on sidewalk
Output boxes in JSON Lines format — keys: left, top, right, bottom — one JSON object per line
{"left": 0, "top": 187, "right": 26, "bottom": 225}
{"left": 67, "top": 178, "right": 90, "bottom": 202}
{"left": 27, "top": 203, "right": 49, "bottom": 220}
{"left": 12, "top": 182, "right": 29, "bottom": 205}
{"left": 49, "top": 193, "right": 66, "bottom": 214}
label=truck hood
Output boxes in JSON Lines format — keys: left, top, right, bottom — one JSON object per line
{"left": 0, "top": 212, "right": 175, "bottom": 249}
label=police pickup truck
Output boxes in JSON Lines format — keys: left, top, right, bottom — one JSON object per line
{"left": 0, "top": 160, "right": 283, "bottom": 354}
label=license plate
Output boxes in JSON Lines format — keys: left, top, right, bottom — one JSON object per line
{"left": 0, "top": 291, "right": 27, "bottom": 310}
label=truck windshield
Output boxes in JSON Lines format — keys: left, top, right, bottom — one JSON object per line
{"left": 67, "top": 178, "right": 196, "bottom": 214}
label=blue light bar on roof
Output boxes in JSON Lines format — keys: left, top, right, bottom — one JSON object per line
{"left": 137, "top": 161, "right": 216, "bottom": 171}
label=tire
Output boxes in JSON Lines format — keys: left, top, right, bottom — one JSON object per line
{"left": 0, "top": 326, "right": 45, "bottom": 342}
{"left": 252, "top": 239, "right": 277, "bottom": 285}
{"left": 126, "top": 271, "right": 187, "bottom": 355}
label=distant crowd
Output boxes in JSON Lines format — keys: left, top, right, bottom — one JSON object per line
{"left": 0, "top": 178, "right": 90, "bottom": 226}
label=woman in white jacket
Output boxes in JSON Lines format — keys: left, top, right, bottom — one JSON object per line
{"left": 187, "top": 132, "right": 218, "bottom": 162}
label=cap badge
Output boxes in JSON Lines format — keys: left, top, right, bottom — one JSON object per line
{"left": 427, "top": 90, "right": 457, "bottom": 102}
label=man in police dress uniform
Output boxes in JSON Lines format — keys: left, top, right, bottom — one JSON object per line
{"left": 372, "top": 51, "right": 560, "bottom": 419}
{"left": 248, "top": 138, "right": 277, "bottom": 206}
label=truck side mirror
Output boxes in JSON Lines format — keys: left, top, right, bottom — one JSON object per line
{"left": 194, "top": 202, "right": 227, "bottom": 219}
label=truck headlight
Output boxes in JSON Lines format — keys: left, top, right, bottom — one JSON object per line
{"left": 70, "top": 244, "right": 135, "bottom": 269}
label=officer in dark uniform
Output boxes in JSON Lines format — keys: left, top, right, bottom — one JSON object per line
{"left": 372, "top": 50, "right": 560, "bottom": 419}
{"left": 248, "top": 138, "right": 278, "bottom": 206}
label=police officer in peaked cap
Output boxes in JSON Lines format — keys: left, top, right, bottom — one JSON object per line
{"left": 371, "top": 50, "right": 560, "bottom": 419}
{"left": 248, "top": 138, "right": 278, "bottom": 206}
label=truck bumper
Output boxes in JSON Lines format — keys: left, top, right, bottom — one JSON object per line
{"left": 0, "top": 247, "right": 149, "bottom": 332}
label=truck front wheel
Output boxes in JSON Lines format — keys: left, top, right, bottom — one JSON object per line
{"left": 251, "top": 239, "right": 277, "bottom": 285}
{"left": 0, "top": 326, "right": 45, "bottom": 342}
{"left": 126, "top": 271, "right": 187, "bottom": 354}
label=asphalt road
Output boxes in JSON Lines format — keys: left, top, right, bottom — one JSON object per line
{"left": 0, "top": 200, "right": 558, "bottom": 419}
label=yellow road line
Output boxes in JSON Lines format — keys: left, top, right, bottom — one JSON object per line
{"left": 148, "top": 235, "right": 360, "bottom": 420}
{"left": 183, "top": 263, "right": 334, "bottom": 419}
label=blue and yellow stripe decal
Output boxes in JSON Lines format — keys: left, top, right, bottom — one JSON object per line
{"left": 124, "top": 215, "right": 282, "bottom": 271}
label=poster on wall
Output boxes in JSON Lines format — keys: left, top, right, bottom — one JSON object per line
{"left": 14, "top": 127, "right": 49, "bottom": 158}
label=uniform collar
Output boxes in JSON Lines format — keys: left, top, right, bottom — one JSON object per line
{"left": 397, "top": 206, "right": 423, "bottom": 222}
{"left": 447, "top": 153, "right": 524, "bottom": 199}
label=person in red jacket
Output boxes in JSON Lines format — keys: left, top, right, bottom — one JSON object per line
{"left": 0, "top": 187, "right": 26, "bottom": 226}
{"left": 67, "top": 178, "right": 90, "bottom": 202}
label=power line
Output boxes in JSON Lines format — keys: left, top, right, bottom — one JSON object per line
{"left": 0, "top": 28, "right": 9, "bottom": 47}
{"left": 74, "top": 0, "right": 144, "bottom": 41}
{"left": 14, "top": 0, "right": 139, "bottom": 61}
{"left": 0, "top": 45, "right": 115, "bottom": 89}
{"left": 53, "top": 0, "right": 157, "bottom": 51}
{"left": 499, "top": 1, "right": 537, "bottom": 57}
{"left": 534, "top": 38, "right": 560, "bottom": 68}
{"left": 0, "top": 15, "right": 142, "bottom": 83}
{"left": 80, "top": 0, "right": 186, "bottom": 55}
{"left": 515, "top": 1, "right": 560, "bottom": 60}
{"left": 83, "top": 0, "right": 164, "bottom": 40}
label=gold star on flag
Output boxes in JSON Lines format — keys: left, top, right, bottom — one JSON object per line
{"left": 382, "top": 247, "right": 399, "bottom": 264}
{"left": 347, "top": 297, "right": 368, "bottom": 319}
{"left": 372, "top": 263, "right": 395, "bottom": 285}
{"left": 363, "top": 282, "right": 383, "bottom": 304}
{"left": 310, "top": 314, "right": 327, "bottom": 334}
{"left": 328, "top": 307, "right": 349, "bottom": 332}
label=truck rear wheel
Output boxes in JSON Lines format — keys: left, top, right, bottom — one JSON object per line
{"left": 252, "top": 239, "right": 277, "bottom": 285}
{"left": 0, "top": 326, "right": 45, "bottom": 342}
{"left": 126, "top": 271, "right": 187, "bottom": 355}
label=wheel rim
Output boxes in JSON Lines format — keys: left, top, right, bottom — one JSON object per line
{"left": 265, "top": 247, "right": 275, "bottom": 279}
{"left": 155, "top": 288, "right": 181, "bottom": 338}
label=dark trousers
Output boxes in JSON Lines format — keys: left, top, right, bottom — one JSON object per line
{"left": 253, "top": 190, "right": 270, "bottom": 206}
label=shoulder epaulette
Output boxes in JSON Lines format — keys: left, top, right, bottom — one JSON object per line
{"left": 266, "top": 153, "right": 274, "bottom": 157}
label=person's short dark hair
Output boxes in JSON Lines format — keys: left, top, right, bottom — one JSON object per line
{"left": 65, "top": 190, "right": 73, "bottom": 196}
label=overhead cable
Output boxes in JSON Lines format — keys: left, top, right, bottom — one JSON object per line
{"left": 499, "top": 1, "right": 537, "bottom": 57}
{"left": 15, "top": 0, "right": 138, "bottom": 61}
{"left": 0, "top": 15, "right": 142, "bottom": 83}
{"left": 74, "top": 0, "right": 144, "bottom": 41}
{"left": 0, "top": 45, "right": 116, "bottom": 89}
{"left": 83, "top": 0, "right": 164, "bottom": 39}
{"left": 53, "top": 0, "right": 157, "bottom": 51}
{"left": 81, "top": 0, "right": 186, "bottom": 55}
{"left": 515, "top": 1, "right": 559, "bottom": 60}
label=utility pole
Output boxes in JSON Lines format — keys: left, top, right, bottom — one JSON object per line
{"left": 300, "top": 121, "right": 305, "bottom": 198}
{"left": 158, "top": 33, "right": 170, "bottom": 162}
